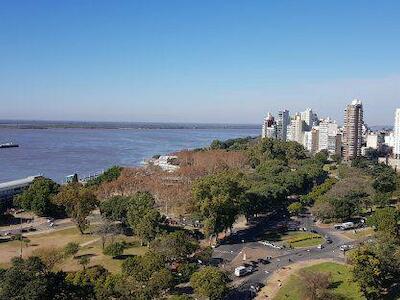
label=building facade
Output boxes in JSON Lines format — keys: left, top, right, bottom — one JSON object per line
{"left": 343, "top": 99, "right": 364, "bottom": 160}
{"left": 261, "top": 113, "right": 277, "bottom": 139}
{"left": 276, "top": 110, "right": 290, "bottom": 141}
{"left": 0, "top": 176, "right": 40, "bottom": 202}
{"left": 395, "top": 108, "right": 400, "bottom": 158}
{"left": 287, "top": 114, "right": 305, "bottom": 144}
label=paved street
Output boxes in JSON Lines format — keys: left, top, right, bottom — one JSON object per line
{"left": 212, "top": 212, "right": 359, "bottom": 299}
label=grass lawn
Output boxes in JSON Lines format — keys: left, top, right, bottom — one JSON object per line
{"left": 263, "top": 231, "right": 324, "bottom": 248}
{"left": 274, "top": 262, "right": 365, "bottom": 300}
{"left": 342, "top": 227, "right": 374, "bottom": 240}
{"left": 0, "top": 227, "right": 94, "bottom": 264}
{"left": 0, "top": 226, "right": 148, "bottom": 273}
{"left": 60, "top": 235, "right": 148, "bottom": 273}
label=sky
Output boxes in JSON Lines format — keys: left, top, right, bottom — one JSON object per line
{"left": 0, "top": 0, "right": 399, "bottom": 125}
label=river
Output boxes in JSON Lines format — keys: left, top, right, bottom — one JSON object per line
{"left": 0, "top": 127, "right": 259, "bottom": 182}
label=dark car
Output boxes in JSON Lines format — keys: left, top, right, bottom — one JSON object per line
{"left": 257, "top": 258, "right": 270, "bottom": 265}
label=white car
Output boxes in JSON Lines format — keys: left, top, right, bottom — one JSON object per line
{"left": 340, "top": 245, "right": 354, "bottom": 251}
{"left": 317, "top": 244, "right": 324, "bottom": 249}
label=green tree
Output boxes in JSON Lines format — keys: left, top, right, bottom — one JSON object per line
{"left": 103, "top": 242, "right": 126, "bottom": 258}
{"left": 148, "top": 268, "right": 174, "bottom": 293}
{"left": 367, "top": 207, "right": 399, "bottom": 241}
{"left": 64, "top": 242, "right": 80, "bottom": 258}
{"left": 372, "top": 169, "right": 397, "bottom": 194}
{"left": 314, "top": 150, "right": 329, "bottom": 164}
{"left": 176, "top": 263, "right": 199, "bottom": 283}
{"left": 0, "top": 256, "right": 88, "bottom": 300}
{"left": 86, "top": 166, "right": 123, "bottom": 187}
{"left": 126, "top": 192, "right": 162, "bottom": 245}
{"left": 210, "top": 139, "right": 226, "bottom": 150}
{"left": 150, "top": 231, "right": 199, "bottom": 262}
{"left": 329, "top": 193, "right": 360, "bottom": 221}
{"left": 78, "top": 256, "right": 91, "bottom": 270}
{"left": 100, "top": 196, "right": 130, "bottom": 224}
{"left": 190, "top": 266, "right": 229, "bottom": 300}
{"left": 192, "top": 172, "right": 246, "bottom": 239}
{"left": 132, "top": 209, "right": 162, "bottom": 245}
{"left": 373, "top": 192, "right": 391, "bottom": 208}
{"left": 53, "top": 183, "right": 99, "bottom": 234}
{"left": 122, "top": 251, "right": 166, "bottom": 282}
{"left": 288, "top": 202, "right": 303, "bottom": 216}
{"left": 14, "top": 177, "right": 61, "bottom": 217}
{"left": 350, "top": 245, "right": 385, "bottom": 299}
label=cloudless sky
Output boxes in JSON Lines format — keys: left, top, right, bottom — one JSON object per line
{"left": 1, "top": 0, "right": 400, "bottom": 125}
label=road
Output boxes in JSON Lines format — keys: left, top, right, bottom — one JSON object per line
{"left": 212, "top": 212, "right": 360, "bottom": 299}
{"left": 0, "top": 212, "right": 102, "bottom": 237}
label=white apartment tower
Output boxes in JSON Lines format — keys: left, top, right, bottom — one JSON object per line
{"left": 394, "top": 108, "right": 400, "bottom": 158}
{"left": 288, "top": 114, "right": 306, "bottom": 144}
{"left": 261, "top": 113, "right": 277, "bottom": 139}
{"left": 276, "top": 110, "right": 290, "bottom": 141}
{"left": 300, "top": 108, "right": 318, "bottom": 130}
{"left": 343, "top": 99, "right": 364, "bottom": 160}
{"left": 318, "top": 118, "right": 339, "bottom": 154}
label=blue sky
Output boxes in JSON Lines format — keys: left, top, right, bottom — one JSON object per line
{"left": 0, "top": 0, "right": 399, "bottom": 125}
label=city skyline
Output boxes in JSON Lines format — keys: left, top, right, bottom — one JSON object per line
{"left": 1, "top": 1, "right": 400, "bottom": 124}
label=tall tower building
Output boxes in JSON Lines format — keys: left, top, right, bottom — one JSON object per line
{"left": 276, "top": 110, "right": 290, "bottom": 141}
{"left": 343, "top": 99, "right": 364, "bottom": 160}
{"left": 261, "top": 113, "right": 277, "bottom": 139}
{"left": 300, "top": 108, "right": 317, "bottom": 130}
{"left": 394, "top": 108, "right": 400, "bottom": 159}
{"left": 288, "top": 115, "right": 305, "bottom": 144}
{"left": 318, "top": 118, "right": 339, "bottom": 154}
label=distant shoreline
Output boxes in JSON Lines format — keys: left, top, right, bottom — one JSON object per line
{"left": 0, "top": 120, "right": 260, "bottom": 130}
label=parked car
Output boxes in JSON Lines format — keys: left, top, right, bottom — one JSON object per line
{"left": 257, "top": 258, "right": 270, "bottom": 265}
{"left": 234, "top": 266, "right": 254, "bottom": 277}
{"left": 340, "top": 244, "right": 354, "bottom": 251}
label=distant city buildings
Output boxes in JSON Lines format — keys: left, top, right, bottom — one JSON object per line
{"left": 261, "top": 106, "right": 340, "bottom": 156}
{"left": 342, "top": 99, "right": 364, "bottom": 160}
{"left": 394, "top": 108, "right": 400, "bottom": 159}
{"left": 366, "top": 131, "right": 385, "bottom": 149}
{"left": 260, "top": 101, "right": 400, "bottom": 165}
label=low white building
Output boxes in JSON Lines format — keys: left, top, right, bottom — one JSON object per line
{"left": 0, "top": 176, "right": 40, "bottom": 201}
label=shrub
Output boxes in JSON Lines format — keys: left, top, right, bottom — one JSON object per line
{"left": 103, "top": 242, "right": 126, "bottom": 258}
{"left": 64, "top": 242, "right": 80, "bottom": 257}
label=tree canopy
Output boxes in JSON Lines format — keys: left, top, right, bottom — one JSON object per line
{"left": 14, "top": 177, "right": 62, "bottom": 217}
{"left": 53, "top": 183, "right": 98, "bottom": 234}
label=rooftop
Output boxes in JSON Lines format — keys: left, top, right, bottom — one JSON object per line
{"left": 0, "top": 175, "right": 40, "bottom": 192}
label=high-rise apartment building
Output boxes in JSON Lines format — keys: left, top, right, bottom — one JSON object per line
{"left": 288, "top": 115, "right": 305, "bottom": 144}
{"left": 394, "top": 108, "right": 400, "bottom": 158}
{"left": 300, "top": 108, "right": 318, "bottom": 130}
{"left": 276, "top": 110, "right": 290, "bottom": 141}
{"left": 343, "top": 99, "right": 364, "bottom": 160}
{"left": 318, "top": 118, "right": 339, "bottom": 154}
{"left": 261, "top": 113, "right": 277, "bottom": 139}
{"left": 301, "top": 108, "right": 313, "bottom": 130}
